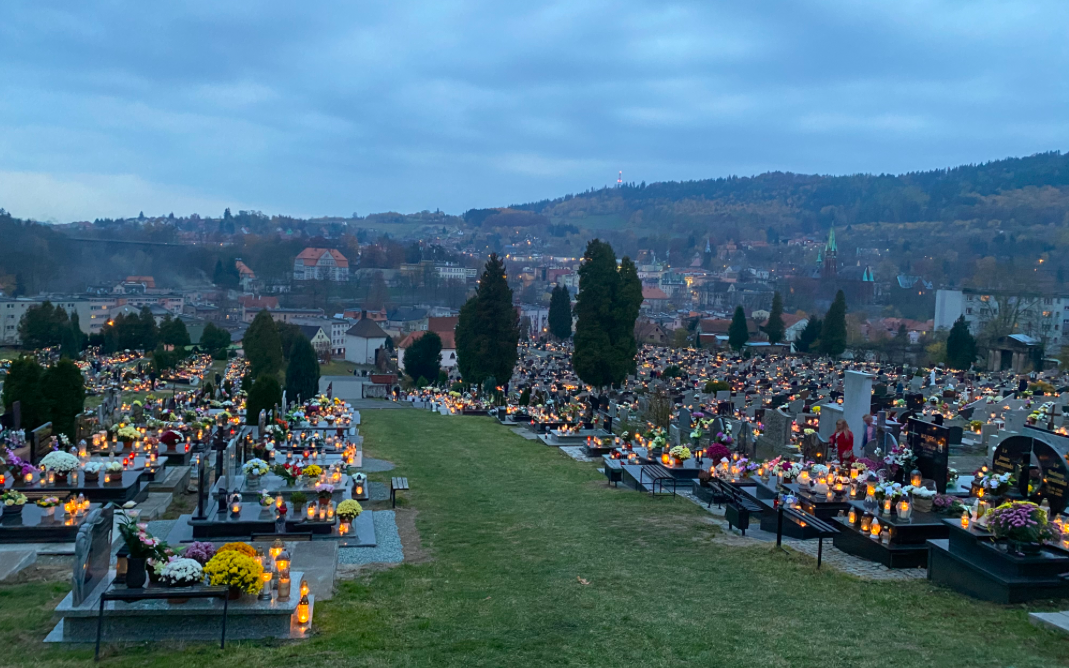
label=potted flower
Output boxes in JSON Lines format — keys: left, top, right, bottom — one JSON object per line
{"left": 336, "top": 499, "right": 363, "bottom": 526}
{"left": 204, "top": 550, "right": 263, "bottom": 599}
{"left": 83, "top": 461, "right": 103, "bottom": 481}
{"left": 986, "top": 501, "right": 1053, "bottom": 555}
{"left": 182, "top": 541, "right": 216, "bottom": 565}
{"left": 290, "top": 491, "right": 308, "bottom": 515}
{"left": 315, "top": 482, "right": 335, "bottom": 505}
{"left": 160, "top": 558, "right": 204, "bottom": 603}
{"left": 117, "top": 512, "right": 165, "bottom": 588}
{"left": 104, "top": 460, "right": 123, "bottom": 482}
{"left": 116, "top": 425, "right": 140, "bottom": 447}
{"left": 1, "top": 490, "right": 28, "bottom": 517}
{"left": 932, "top": 493, "right": 968, "bottom": 516}
{"left": 40, "top": 451, "right": 80, "bottom": 484}
{"left": 36, "top": 496, "right": 61, "bottom": 517}
{"left": 301, "top": 464, "right": 323, "bottom": 482}
{"left": 242, "top": 458, "right": 269, "bottom": 487}
{"left": 668, "top": 445, "right": 691, "bottom": 467}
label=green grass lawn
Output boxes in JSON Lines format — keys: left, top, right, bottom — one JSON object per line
{"left": 2, "top": 412, "right": 1069, "bottom": 666}
{"left": 319, "top": 359, "right": 357, "bottom": 376}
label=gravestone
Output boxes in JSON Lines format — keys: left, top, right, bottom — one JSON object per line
{"left": 842, "top": 371, "right": 873, "bottom": 457}
{"left": 716, "top": 390, "right": 731, "bottom": 401}
{"left": 131, "top": 402, "right": 144, "bottom": 422}
{"left": 669, "top": 424, "right": 681, "bottom": 447}
{"left": 677, "top": 407, "right": 692, "bottom": 430}
{"left": 258, "top": 409, "right": 267, "bottom": 434}
{"left": 819, "top": 404, "right": 844, "bottom": 441}
{"left": 908, "top": 418, "right": 950, "bottom": 493}
{"left": 733, "top": 393, "right": 746, "bottom": 410}
{"left": 1004, "top": 409, "right": 1029, "bottom": 433}
{"left": 788, "top": 398, "right": 804, "bottom": 415}
{"left": 225, "top": 438, "right": 238, "bottom": 488}
{"left": 72, "top": 506, "right": 114, "bottom": 606}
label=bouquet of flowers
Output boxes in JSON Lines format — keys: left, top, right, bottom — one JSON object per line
{"left": 706, "top": 443, "right": 732, "bottom": 462}
{"left": 273, "top": 463, "right": 302, "bottom": 485}
{"left": 105, "top": 461, "right": 123, "bottom": 473}
{"left": 880, "top": 444, "right": 917, "bottom": 476}
{"left": 204, "top": 551, "right": 263, "bottom": 594}
{"left": 36, "top": 496, "right": 60, "bottom": 508}
{"left": 2, "top": 451, "right": 35, "bottom": 479}
{"left": 182, "top": 541, "right": 216, "bottom": 565}
{"left": 302, "top": 464, "right": 323, "bottom": 480}
{"left": 669, "top": 445, "right": 692, "bottom": 461}
{"left": 932, "top": 493, "right": 969, "bottom": 516}
{"left": 810, "top": 463, "right": 830, "bottom": 478}
{"left": 41, "top": 451, "right": 80, "bottom": 474}
{"left": 873, "top": 482, "right": 905, "bottom": 503}
{"left": 242, "top": 458, "right": 269, "bottom": 477}
{"left": 159, "top": 557, "right": 204, "bottom": 587}
{"left": 337, "top": 499, "right": 363, "bottom": 521}
{"left": 315, "top": 482, "right": 335, "bottom": 501}
{"left": 974, "top": 469, "right": 1014, "bottom": 496}
{"left": 83, "top": 462, "right": 103, "bottom": 478}
{"left": 258, "top": 490, "right": 273, "bottom": 507}
{"left": 117, "top": 512, "right": 166, "bottom": 559}
{"left": 1, "top": 490, "right": 28, "bottom": 508}
{"left": 986, "top": 501, "right": 1052, "bottom": 544}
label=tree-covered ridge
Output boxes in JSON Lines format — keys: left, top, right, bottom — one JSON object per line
{"left": 510, "top": 151, "right": 1069, "bottom": 230}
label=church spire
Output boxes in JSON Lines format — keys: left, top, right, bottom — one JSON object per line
{"left": 826, "top": 226, "right": 837, "bottom": 253}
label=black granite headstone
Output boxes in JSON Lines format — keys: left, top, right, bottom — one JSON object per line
{"left": 908, "top": 418, "right": 950, "bottom": 493}
{"left": 72, "top": 506, "right": 114, "bottom": 606}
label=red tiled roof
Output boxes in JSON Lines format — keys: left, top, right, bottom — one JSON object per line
{"left": 239, "top": 295, "right": 279, "bottom": 310}
{"left": 642, "top": 287, "right": 669, "bottom": 300}
{"left": 428, "top": 316, "right": 458, "bottom": 334}
{"left": 398, "top": 329, "right": 456, "bottom": 349}
{"left": 296, "top": 247, "right": 349, "bottom": 268}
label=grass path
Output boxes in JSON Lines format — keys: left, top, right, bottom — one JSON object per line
{"left": 1, "top": 411, "right": 1068, "bottom": 666}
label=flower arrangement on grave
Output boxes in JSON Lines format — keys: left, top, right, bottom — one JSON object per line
{"left": 968, "top": 420, "right": 984, "bottom": 433}
{"left": 242, "top": 458, "right": 269, "bottom": 477}
{"left": 973, "top": 469, "right": 1014, "bottom": 497}
{"left": 301, "top": 464, "right": 323, "bottom": 480}
{"left": 2, "top": 450, "right": 35, "bottom": 480}
{"left": 337, "top": 499, "right": 363, "bottom": 521}
{"left": 986, "top": 501, "right": 1052, "bottom": 548}
{"left": 182, "top": 541, "right": 216, "bottom": 565}
{"left": 217, "top": 541, "right": 258, "bottom": 558}
{"left": 1, "top": 490, "right": 28, "bottom": 508}
{"left": 258, "top": 490, "right": 273, "bottom": 507}
{"left": 83, "top": 461, "right": 103, "bottom": 479}
{"left": 905, "top": 484, "right": 936, "bottom": 512}
{"left": 879, "top": 444, "right": 917, "bottom": 478}
{"left": 204, "top": 551, "right": 263, "bottom": 595}
{"left": 115, "top": 425, "right": 140, "bottom": 443}
{"left": 105, "top": 461, "right": 123, "bottom": 473}
{"left": 873, "top": 482, "right": 905, "bottom": 503}
{"left": 669, "top": 445, "right": 692, "bottom": 462}
{"left": 36, "top": 496, "right": 60, "bottom": 508}
{"left": 159, "top": 558, "right": 204, "bottom": 587}
{"left": 117, "top": 512, "right": 167, "bottom": 562}
{"left": 274, "top": 462, "right": 302, "bottom": 486}
{"left": 706, "top": 442, "right": 732, "bottom": 463}
{"left": 932, "top": 493, "right": 969, "bottom": 516}
{"left": 947, "top": 468, "right": 959, "bottom": 488}
{"left": 735, "top": 457, "right": 760, "bottom": 478}
{"left": 41, "top": 451, "right": 79, "bottom": 475}
{"left": 315, "top": 482, "right": 335, "bottom": 503}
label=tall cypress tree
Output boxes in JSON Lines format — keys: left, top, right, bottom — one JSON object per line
{"left": 2, "top": 356, "right": 46, "bottom": 430}
{"left": 548, "top": 285, "right": 572, "bottom": 340}
{"left": 764, "top": 292, "right": 785, "bottom": 344}
{"left": 245, "top": 374, "right": 283, "bottom": 426}
{"left": 403, "top": 331, "right": 443, "bottom": 383}
{"left": 244, "top": 310, "right": 284, "bottom": 378}
{"left": 945, "top": 315, "right": 977, "bottom": 370}
{"left": 820, "top": 290, "right": 848, "bottom": 357}
{"left": 573, "top": 240, "right": 643, "bottom": 387}
{"left": 43, "top": 358, "right": 85, "bottom": 440}
{"left": 455, "top": 254, "right": 519, "bottom": 386}
{"left": 728, "top": 306, "right": 749, "bottom": 351}
{"left": 796, "top": 317, "right": 822, "bottom": 354}
{"left": 285, "top": 335, "right": 321, "bottom": 403}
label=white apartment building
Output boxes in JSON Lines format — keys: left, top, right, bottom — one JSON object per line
{"left": 935, "top": 288, "right": 1069, "bottom": 352}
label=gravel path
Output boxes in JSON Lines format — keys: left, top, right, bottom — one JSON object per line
{"left": 362, "top": 457, "right": 396, "bottom": 472}
{"left": 337, "top": 510, "right": 403, "bottom": 565}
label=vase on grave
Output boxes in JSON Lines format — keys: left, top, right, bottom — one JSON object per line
{"left": 126, "top": 558, "right": 147, "bottom": 589}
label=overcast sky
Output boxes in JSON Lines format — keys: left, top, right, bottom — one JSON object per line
{"left": 1, "top": 1, "right": 1067, "bottom": 223}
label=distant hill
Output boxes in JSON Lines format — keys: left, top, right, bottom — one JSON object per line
{"left": 507, "top": 151, "right": 1069, "bottom": 240}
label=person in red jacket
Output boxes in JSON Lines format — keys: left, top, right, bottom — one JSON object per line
{"left": 831, "top": 419, "right": 854, "bottom": 465}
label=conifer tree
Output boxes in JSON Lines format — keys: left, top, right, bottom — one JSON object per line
{"left": 455, "top": 254, "right": 520, "bottom": 386}
{"left": 945, "top": 315, "right": 977, "bottom": 370}
{"left": 285, "top": 335, "right": 321, "bottom": 403}
{"left": 728, "top": 305, "right": 749, "bottom": 351}
{"left": 764, "top": 292, "right": 785, "bottom": 344}
{"left": 548, "top": 284, "right": 572, "bottom": 339}
{"left": 244, "top": 310, "right": 284, "bottom": 378}
{"left": 819, "top": 290, "right": 848, "bottom": 357}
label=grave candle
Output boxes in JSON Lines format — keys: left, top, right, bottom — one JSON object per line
{"left": 870, "top": 517, "right": 881, "bottom": 538}
{"left": 306, "top": 504, "right": 316, "bottom": 520}
{"left": 47, "top": 471, "right": 55, "bottom": 485}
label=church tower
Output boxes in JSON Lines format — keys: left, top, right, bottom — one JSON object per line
{"left": 821, "top": 227, "right": 837, "bottom": 278}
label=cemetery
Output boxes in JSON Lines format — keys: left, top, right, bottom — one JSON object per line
{"left": 4, "top": 344, "right": 1069, "bottom": 665}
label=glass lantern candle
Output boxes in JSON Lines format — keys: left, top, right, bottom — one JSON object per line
{"left": 910, "top": 469, "right": 923, "bottom": 488}
{"left": 297, "top": 594, "right": 311, "bottom": 625}
{"left": 870, "top": 517, "right": 881, "bottom": 539}
{"left": 306, "top": 504, "right": 316, "bottom": 520}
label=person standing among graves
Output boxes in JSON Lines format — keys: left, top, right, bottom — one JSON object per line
{"left": 861, "top": 414, "right": 877, "bottom": 446}
{"left": 831, "top": 419, "right": 855, "bottom": 465}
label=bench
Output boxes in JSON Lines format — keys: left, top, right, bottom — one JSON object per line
{"left": 775, "top": 505, "right": 840, "bottom": 568}
{"left": 602, "top": 458, "right": 623, "bottom": 487}
{"left": 639, "top": 464, "right": 679, "bottom": 497}
{"left": 391, "top": 477, "right": 409, "bottom": 508}
{"left": 96, "top": 584, "right": 229, "bottom": 660}
{"left": 709, "top": 478, "right": 764, "bottom": 536}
